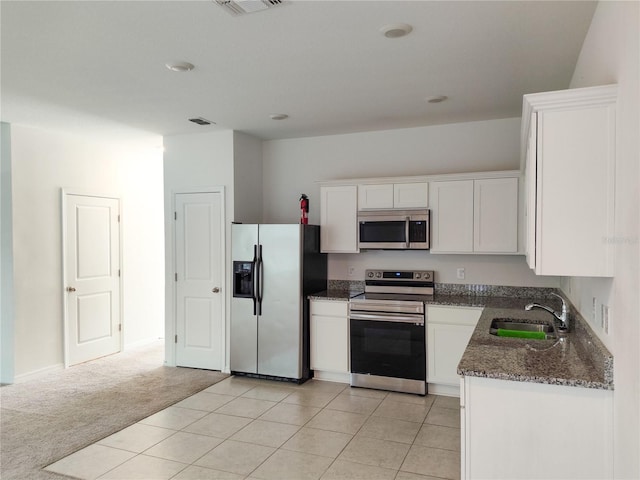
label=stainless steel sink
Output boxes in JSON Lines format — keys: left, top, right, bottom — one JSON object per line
{"left": 489, "top": 318, "right": 557, "bottom": 340}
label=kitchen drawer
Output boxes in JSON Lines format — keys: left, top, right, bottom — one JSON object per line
{"left": 427, "top": 305, "right": 482, "bottom": 326}
{"left": 310, "top": 299, "right": 348, "bottom": 317}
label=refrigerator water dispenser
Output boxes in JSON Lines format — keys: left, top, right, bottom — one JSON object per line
{"left": 233, "top": 261, "right": 254, "bottom": 298}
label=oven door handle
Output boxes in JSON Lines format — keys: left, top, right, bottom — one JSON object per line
{"left": 350, "top": 312, "right": 424, "bottom": 326}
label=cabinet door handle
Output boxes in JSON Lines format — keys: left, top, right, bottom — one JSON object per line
{"left": 212, "top": 287, "right": 220, "bottom": 293}
{"left": 67, "top": 287, "right": 76, "bottom": 292}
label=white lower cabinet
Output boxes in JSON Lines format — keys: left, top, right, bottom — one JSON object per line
{"left": 427, "top": 305, "right": 482, "bottom": 396}
{"left": 310, "top": 299, "right": 349, "bottom": 382}
{"left": 461, "top": 376, "right": 613, "bottom": 480}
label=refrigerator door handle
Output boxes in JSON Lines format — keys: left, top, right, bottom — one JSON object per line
{"left": 252, "top": 245, "right": 258, "bottom": 316}
{"left": 257, "top": 244, "right": 263, "bottom": 316}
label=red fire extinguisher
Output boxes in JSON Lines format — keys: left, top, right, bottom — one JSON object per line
{"left": 299, "top": 194, "right": 309, "bottom": 225}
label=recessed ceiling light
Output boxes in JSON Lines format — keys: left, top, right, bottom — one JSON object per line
{"left": 426, "top": 95, "right": 448, "bottom": 104}
{"left": 165, "top": 62, "right": 195, "bottom": 72}
{"left": 380, "top": 23, "right": 413, "bottom": 39}
{"left": 269, "top": 113, "right": 289, "bottom": 120}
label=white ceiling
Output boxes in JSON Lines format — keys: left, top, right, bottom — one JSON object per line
{"left": 1, "top": 0, "right": 597, "bottom": 141}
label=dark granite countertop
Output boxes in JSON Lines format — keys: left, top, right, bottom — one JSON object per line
{"left": 308, "top": 283, "right": 613, "bottom": 390}
{"left": 457, "top": 297, "right": 613, "bottom": 390}
{"left": 308, "top": 289, "right": 363, "bottom": 301}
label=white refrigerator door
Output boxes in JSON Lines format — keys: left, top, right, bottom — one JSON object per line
{"left": 230, "top": 224, "right": 259, "bottom": 374}
{"left": 257, "top": 224, "right": 302, "bottom": 378}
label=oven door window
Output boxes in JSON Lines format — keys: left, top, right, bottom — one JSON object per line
{"left": 350, "top": 319, "right": 425, "bottom": 380}
{"left": 359, "top": 221, "right": 407, "bottom": 243}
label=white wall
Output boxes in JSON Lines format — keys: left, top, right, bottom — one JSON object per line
{"left": 162, "top": 130, "right": 235, "bottom": 370}
{"left": 118, "top": 152, "right": 166, "bottom": 347}
{"left": 563, "top": 2, "right": 639, "bottom": 477}
{"left": 8, "top": 125, "right": 165, "bottom": 379}
{"left": 331, "top": 251, "right": 556, "bottom": 287}
{"left": 233, "top": 131, "right": 263, "bottom": 224}
{"left": 263, "top": 118, "right": 521, "bottom": 225}
{"left": 263, "top": 117, "right": 557, "bottom": 287}
{"left": 1, "top": 122, "right": 15, "bottom": 383}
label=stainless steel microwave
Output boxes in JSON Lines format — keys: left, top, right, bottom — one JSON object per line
{"left": 358, "top": 209, "right": 430, "bottom": 250}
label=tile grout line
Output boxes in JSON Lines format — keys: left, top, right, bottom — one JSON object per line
{"left": 57, "top": 378, "right": 462, "bottom": 480}
{"left": 317, "top": 390, "right": 388, "bottom": 479}
{"left": 242, "top": 381, "right": 347, "bottom": 479}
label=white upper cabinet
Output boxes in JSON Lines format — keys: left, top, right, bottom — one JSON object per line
{"left": 430, "top": 180, "right": 474, "bottom": 253}
{"left": 393, "top": 182, "right": 429, "bottom": 209}
{"left": 473, "top": 177, "right": 519, "bottom": 253}
{"left": 523, "top": 85, "right": 616, "bottom": 276}
{"left": 430, "top": 176, "right": 519, "bottom": 254}
{"left": 320, "top": 172, "right": 517, "bottom": 255}
{"left": 358, "top": 184, "right": 394, "bottom": 209}
{"left": 320, "top": 185, "right": 359, "bottom": 253}
{"left": 358, "top": 182, "right": 428, "bottom": 210}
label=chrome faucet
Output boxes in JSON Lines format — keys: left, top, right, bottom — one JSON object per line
{"left": 525, "top": 292, "right": 569, "bottom": 330}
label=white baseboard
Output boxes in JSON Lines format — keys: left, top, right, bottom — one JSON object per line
{"left": 428, "top": 383, "right": 460, "bottom": 397}
{"left": 13, "top": 363, "right": 65, "bottom": 384}
{"left": 312, "top": 370, "right": 350, "bottom": 384}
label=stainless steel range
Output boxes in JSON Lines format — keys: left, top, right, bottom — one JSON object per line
{"left": 349, "top": 269, "right": 434, "bottom": 396}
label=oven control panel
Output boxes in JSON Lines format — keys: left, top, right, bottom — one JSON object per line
{"left": 365, "top": 270, "right": 434, "bottom": 282}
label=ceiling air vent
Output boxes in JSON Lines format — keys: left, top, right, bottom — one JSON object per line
{"left": 215, "top": 0, "right": 284, "bottom": 16}
{"left": 188, "top": 117, "right": 215, "bottom": 126}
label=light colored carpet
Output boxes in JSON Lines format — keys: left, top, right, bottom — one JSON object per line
{"left": 0, "top": 340, "right": 228, "bottom": 479}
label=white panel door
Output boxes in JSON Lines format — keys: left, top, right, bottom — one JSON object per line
{"left": 65, "top": 194, "right": 121, "bottom": 366}
{"left": 175, "top": 192, "right": 223, "bottom": 370}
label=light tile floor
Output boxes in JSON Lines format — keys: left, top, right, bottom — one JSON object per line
{"left": 46, "top": 376, "right": 461, "bottom": 480}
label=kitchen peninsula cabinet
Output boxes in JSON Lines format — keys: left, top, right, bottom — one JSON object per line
{"left": 429, "top": 175, "right": 518, "bottom": 254}
{"left": 310, "top": 299, "right": 349, "bottom": 382}
{"left": 461, "top": 376, "right": 613, "bottom": 479}
{"left": 523, "top": 84, "right": 616, "bottom": 276}
{"left": 358, "top": 182, "right": 428, "bottom": 210}
{"left": 320, "top": 185, "right": 358, "bottom": 253}
{"left": 427, "top": 305, "right": 481, "bottom": 395}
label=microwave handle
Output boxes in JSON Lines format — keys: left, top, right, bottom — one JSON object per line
{"left": 405, "top": 217, "right": 410, "bottom": 248}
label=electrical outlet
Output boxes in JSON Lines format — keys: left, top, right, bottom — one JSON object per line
{"left": 602, "top": 305, "right": 609, "bottom": 334}
{"left": 457, "top": 268, "right": 465, "bottom": 280}
{"left": 348, "top": 266, "right": 355, "bottom": 277}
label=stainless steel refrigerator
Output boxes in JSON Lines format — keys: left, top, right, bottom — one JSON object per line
{"left": 230, "top": 224, "right": 327, "bottom": 382}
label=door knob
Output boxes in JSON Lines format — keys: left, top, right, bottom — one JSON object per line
{"left": 67, "top": 287, "right": 76, "bottom": 292}
{"left": 212, "top": 287, "right": 220, "bottom": 293}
